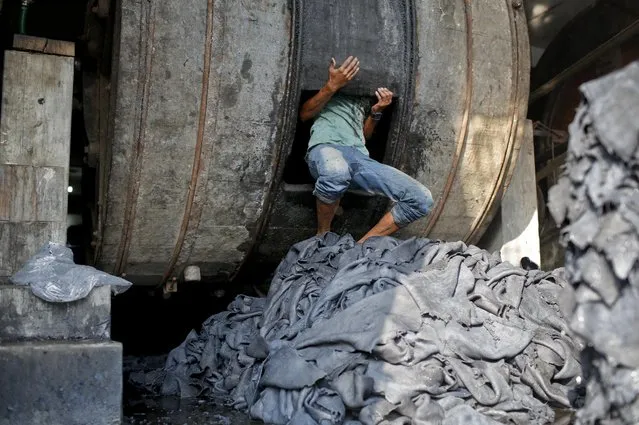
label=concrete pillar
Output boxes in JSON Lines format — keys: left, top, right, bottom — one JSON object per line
{"left": 0, "top": 36, "right": 123, "bottom": 425}
{"left": 0, "top": 35, "right": 73, "bottom": 280}
{"left": 479, "top": 121, "right": 541, "bottom": 267}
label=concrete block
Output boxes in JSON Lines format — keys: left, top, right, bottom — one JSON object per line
{"left": 0, "top": 341, "right": 122, "bottom": 425}
{"left": 0, "top": 285, "right": 111, "bottom": 342}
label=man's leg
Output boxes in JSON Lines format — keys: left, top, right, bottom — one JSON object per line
{"left": 316, "top": 198, "right": 340, "bottom": 235}
{"left": 357, "top": 211, "right": 399, "bottom": 243}
{"left": 306, "top": 146, "right": 352, "bottom": 235}
{"left": 351, "top": 156, "right": 434, "bottom": 242}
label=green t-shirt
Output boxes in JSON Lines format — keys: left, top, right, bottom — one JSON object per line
{"left": 308, "top": 94, "right": 371, "bottom": 156}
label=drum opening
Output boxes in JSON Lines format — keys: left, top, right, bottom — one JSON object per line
{"left": 282, "top": 90, "right": 396, "bottom": 186}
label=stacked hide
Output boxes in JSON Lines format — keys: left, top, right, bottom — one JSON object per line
{"left": 160, "top": 234, "right": 581, "bottom": 424}
{"left": 549, "top": 61, "right": 639, "bottom": 424}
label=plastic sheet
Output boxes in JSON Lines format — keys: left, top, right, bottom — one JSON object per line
{"left": 10, "top": 242, "right": 132, "bottom": 303}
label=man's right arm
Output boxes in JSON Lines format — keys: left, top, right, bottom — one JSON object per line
{"left": 299, "top": 56, "right": 360, "bottom": 122}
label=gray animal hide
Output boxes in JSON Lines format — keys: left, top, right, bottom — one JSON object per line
{"left": 548, "top": 61, "right": 639, "bottom": 424}
{"left": 159, "top": 233, "right": 582, "bottom": 424}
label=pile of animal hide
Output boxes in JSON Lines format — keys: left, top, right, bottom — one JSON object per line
{"left": 153, "top": 234, "right": 582, "bottom": 425}
{"left": 548, "top": 61, "right": 639, "bottom": 424}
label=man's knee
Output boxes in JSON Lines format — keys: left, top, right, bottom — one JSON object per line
{"left": 393, "top": 185, "right": 433, "bottom": 226}
{"left": 320, "top": 157, "right": 351, "bottom": 184}
{"left": 316, "top": 168, "right": 351, "bottom": 202}
{"left": 411, "top": 186, "right": 434, "bottom": 218}
{"left": 312, "top": 148, "right": 352, "bottom": 202}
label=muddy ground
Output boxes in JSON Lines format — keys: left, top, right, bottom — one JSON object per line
{"left": 123, "top": 396, "right": 574, "bottom": 425}
{"left": 123, "top": 395, "right": 259, "bottom": 425}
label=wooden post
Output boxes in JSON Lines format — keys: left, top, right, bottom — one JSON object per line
{"left": 0, "top": 37, "right": 75, "bottom": 278}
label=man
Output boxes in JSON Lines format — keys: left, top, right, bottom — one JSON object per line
{"left": 300, "top": 56, "right": 434, "bottom": 243}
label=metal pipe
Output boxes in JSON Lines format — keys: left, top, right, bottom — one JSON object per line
{"left": 530, "top": 18, "right": 639, "bottom": 104}
{"left": 18, "top": 0, "right": 30, "bottom": 35}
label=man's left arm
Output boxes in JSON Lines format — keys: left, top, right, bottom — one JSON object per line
{"left": 364, "top": 87, "right": 393, "bottom": 140}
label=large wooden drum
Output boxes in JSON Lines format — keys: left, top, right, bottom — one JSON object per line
{"left": 90, "top": 0, "right": 530, "bottom": 284}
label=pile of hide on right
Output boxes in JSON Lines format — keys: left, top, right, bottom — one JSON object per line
{"left": 159, "top": 233, "right": 582, "bottom": 425}
{"left": 548, "top": 61, "right": 639, "bottom": 424}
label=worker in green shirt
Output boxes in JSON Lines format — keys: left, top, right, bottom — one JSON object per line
{"left": 300, "top": 56, "right": 433, "bottom": 243}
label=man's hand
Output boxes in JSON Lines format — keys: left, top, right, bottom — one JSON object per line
{"left": 364, "top": 88, "right": 393, "bottom": 140}
{"left": 298, "top": 56, "right": 359, "bottom": 122}
{"left": 372, "top": 87, "right": 393, "bottom": 113}
{"left": 327, "top": 56, "right": 360, "bottom": 92}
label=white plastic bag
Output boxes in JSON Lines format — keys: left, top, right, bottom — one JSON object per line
{"left": 10, "top": 242, "right": 132, "bottom": 302}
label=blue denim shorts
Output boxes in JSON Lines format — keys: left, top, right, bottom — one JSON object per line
{"left": 305, "top": 144, "right": 434, "bottom": 227}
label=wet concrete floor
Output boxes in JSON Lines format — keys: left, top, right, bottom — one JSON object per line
{"left": 123, "top": 355, "right": 259, "bottom": 425}
{"left": 123, "top": 395, "right": 259, "bottom": 425}
{"left": 123, "top": 395, "right": 575, "bottom": 425}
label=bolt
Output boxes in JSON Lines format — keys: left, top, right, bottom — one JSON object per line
{"left": 164, "top": 278, "right": 178, "bottom": 294}
{"left": 512, "top": 0, "right": 522, "bottom": 8}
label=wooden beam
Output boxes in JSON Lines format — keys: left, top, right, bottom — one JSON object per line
{"left": 536, "top": 152, "right": 568, "bottom": 182}
{"left": 530, "top": 18, "right": 639, "bottom": 104}
{"left": 12, "top": 34, "right": 75, "bottom": 57}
